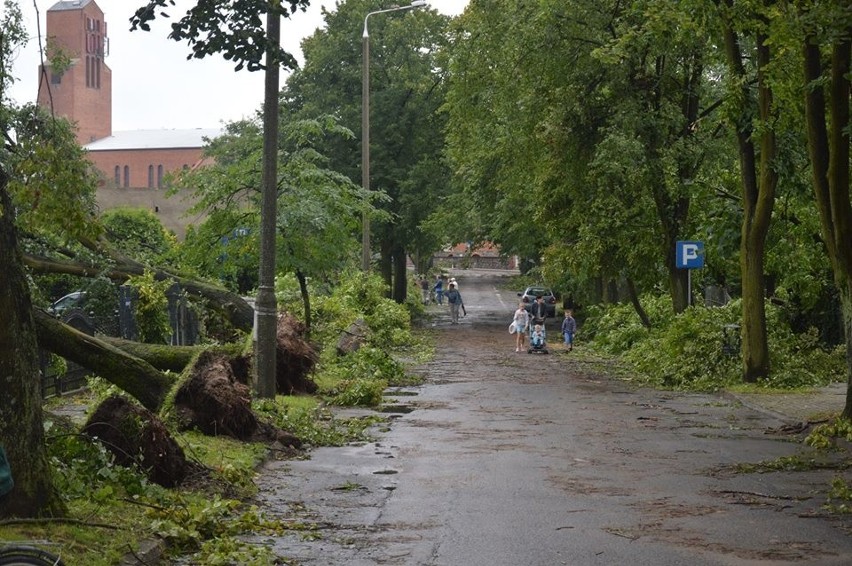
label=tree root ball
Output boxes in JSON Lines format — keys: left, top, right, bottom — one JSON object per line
{"left": 83, "top": 395, "right": 189, "bottom": 487}
{"left": 275, "top": 312, "right": 319, "bottom": 395}
{"left": 174, "top": 351, "right": 258, "bottom": 440}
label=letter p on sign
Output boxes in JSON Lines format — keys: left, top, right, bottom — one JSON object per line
{"left": 676, "top": 241, "right": 704, "bottom": 269}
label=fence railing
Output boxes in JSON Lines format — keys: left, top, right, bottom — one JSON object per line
{"left": 41, "top": 283, "right": 200, "bottom": 398}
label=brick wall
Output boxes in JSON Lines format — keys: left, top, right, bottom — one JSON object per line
{"left": 38, "top": 1, "right": 112, "bottom": 144}
{"left": 88, "top": 147, "right": 210, "bottom": 238}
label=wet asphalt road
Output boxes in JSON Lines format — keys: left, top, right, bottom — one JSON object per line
{"left": 253, "top": 271, "right": 852, "bottom": 565}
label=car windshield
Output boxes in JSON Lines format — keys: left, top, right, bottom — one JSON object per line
{"left": 526, "top": 288, "right": 550, "bottom": 297}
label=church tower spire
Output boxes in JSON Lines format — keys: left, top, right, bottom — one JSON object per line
{"left": 37, "top": 0, "right": 112, "bottom": 144}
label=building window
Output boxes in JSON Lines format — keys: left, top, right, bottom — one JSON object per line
{"left": 123, "top": 166, "right": 130, "bottom": 188}
{"left": 96, "top": 58, "right": 100, "bottom": 89}
{"left": 85, "top": 56, "right": 90, "bottom": 87}
{"left": 157, "top": 165, "right": 164, "bottom": 189}
{"left": 114, "top": 166, "right": 120, "bottom": 186}
{"left": 148, "top": 165, "right": 154, "bottom": 188}
{"left": 50, "top": 72, "right": 61, "bottom": 85}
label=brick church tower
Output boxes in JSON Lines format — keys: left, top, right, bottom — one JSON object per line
{"left": 37, "top": 0, "right": 112, "bottom": 145}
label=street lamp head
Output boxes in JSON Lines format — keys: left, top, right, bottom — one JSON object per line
{"left": 410, "top": 0, "right": 428, "bottom": 6}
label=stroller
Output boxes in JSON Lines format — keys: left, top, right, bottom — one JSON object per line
{"left": 527, "top": 323, "right": 549, "bottom": 354}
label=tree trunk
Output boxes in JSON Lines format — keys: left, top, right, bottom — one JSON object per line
{"left": 392, "top": 244, "right": 408, "bottom": 304}
{"left": 99, "top": 336, "right": 210, "bottom": 372}
{"left": 842, "top": 290, "right": 852, "bottom": 419}
{"left": 740, "top": 245, "right": 770, "bottom": 381}
{"left": 0, "top": 177, "right": 64, "bottom": 518}
{"left": 719, "top": 7, "right": 774, "bottom": 382}
{"left": 296, "top": 269, "right": 311, "bottom": 338}
{"left": 23, "top": 252, "right": 254, "bottom": 332}
{"left": 625, "top": 277, "right": 652, "bottom": 329}
{"left": 803, "top": 33, "right": 852, "bottom": 418}
{"left": 33, "top": 310, "right": 173, "bottom": 412}
{"left": 379, "top": 237, "right": 393, "bottom": 294}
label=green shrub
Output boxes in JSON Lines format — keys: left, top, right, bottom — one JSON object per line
{"left": 311, "top": 271, "right": 413, "bottom": 348}
{"left": 583, "top": 295, "right": 673, "bottom": 355}
{"left": 805, "top": 418, "right": 852, "bottom": 450}
{"left": 316, "top": 346, "right": 406, "bottom": 401}
{"left": 588, "top": 295, "right": 845, "bottom": 391}
{"left": 127, "top": 269, "right": 172, "bottom": 344}
{"left": 327, "top": 378, "right": 387, "bottom": 407}
{"left": 253, "top": 397, "right": 380, "bottom": 446}
{"left": 826, "top": 476, "right": 852, "bottom": 514}
{"left": 623, "top": 299, "right": 741, "bottom": 390}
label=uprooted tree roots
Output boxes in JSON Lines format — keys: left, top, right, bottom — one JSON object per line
{"left": 83, "top": 395, "right": 194, "bottom": 488}
{"left": 82, "top": 312, "right": 314, "bottom": 485}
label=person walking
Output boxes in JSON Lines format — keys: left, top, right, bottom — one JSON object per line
{"left": 434, "top": 276, "right": 444, "bottom": 305}
{"left": 419, "top": 277, "right": 430, "bottom": 305}
{"left": 531, "top": 295, "right": 549, "bottom": 329}
{"left": 445, "top": 283, "right": 463, "bottom": 324}
{"left": 511, "top": 301, "right": 530, "bottom": 352}
{"left": 561, "top": 309, "right": 577, "bottom": 351}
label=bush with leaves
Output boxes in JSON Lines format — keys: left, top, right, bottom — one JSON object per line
{"left": 622, "top": 300, "right": 742, "bottom": 390}
{"left": 588, "top": 296, "right": 845, "bottom": 391}
{"left": 253, "top": 396, "right": 381, "bottom": 446}
{"left": 310, "top": 271, "right": 413, "bottom": 348}
{"left": 582, "top": 294, "right": 674, "bottom": 355}
{"left": 101, "top": 207, "right": 178, "bottom": 265}
{"left": 127, "top": 269, "right": 173, "bottom": 343}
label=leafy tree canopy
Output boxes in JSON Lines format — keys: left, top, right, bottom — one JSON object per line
{"left": 130, "top": 0, "right": 312, "bottom": 71}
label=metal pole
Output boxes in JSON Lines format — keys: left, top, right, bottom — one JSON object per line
{"left": 361, "top": 29, "right": 371, "bottom": 272}
{"left": 361, "top": 1, "right": 427, "bottom": 273}
{"left": 687, "top": 269, "right": 692, "bottom": 307}
{"left": 253, "top": 5, "right": 281, "bottom": 399}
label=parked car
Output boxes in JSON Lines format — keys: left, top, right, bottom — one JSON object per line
{"left": 48, "top": 291, "right": 87, "bottom": 316}
{"left": 518, "top": 286, "right": 557, "bottom": 317}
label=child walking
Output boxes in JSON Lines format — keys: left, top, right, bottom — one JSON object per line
{"left": 511, "top": 302, "right": 530, "bottom": 352}
{"left": 561, "top": 309, "right": 577, "bottom": 351}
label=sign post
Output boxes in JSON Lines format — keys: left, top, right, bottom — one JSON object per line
{"left": 675, "top": 241, "right": 704, "bottom": 307}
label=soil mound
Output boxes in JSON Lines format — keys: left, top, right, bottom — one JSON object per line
{"left": 275, "top": 312, "right": 319, "bottom": 395}
{"left": 83, "top": 395, "right": 189, "bottom": 487}
{"left": 174, "top": 350, "right": 258, "bottom": 440}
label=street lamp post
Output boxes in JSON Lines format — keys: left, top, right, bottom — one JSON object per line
{"left": 361, "top": 1, "right": 428, "bottom": 271}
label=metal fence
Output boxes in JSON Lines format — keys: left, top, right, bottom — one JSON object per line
{"left": 41, "top": 283, "right": 199, "bottom": 398}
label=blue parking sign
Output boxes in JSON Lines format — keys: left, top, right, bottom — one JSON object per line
{"left": 676, "top": 241, "right": 704, "bottom": 269}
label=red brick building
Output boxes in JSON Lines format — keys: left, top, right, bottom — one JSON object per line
{"left": 37, "top": 0, "right": 216, "bottom": 237}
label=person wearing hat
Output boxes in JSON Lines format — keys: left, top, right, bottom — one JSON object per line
{"left": 434, "top": 275, "right": 444, "bottom": 305}
{"left": 445, "top": 282, "right": 464, "bottom": 324}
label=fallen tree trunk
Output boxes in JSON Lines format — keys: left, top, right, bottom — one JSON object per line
{"left": 23, "top": 253, "right": 254, "bottom": 332}
{"left": 98, "top": 337, "right": 206, "bottom": 372}
{"left": 35, "top": 310, "right": 317, "bottom": 418}
{"left": 33, "top": 309, "right": 173, "bottom": 411}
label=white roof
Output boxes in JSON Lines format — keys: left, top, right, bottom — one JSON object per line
{"left": 49, "top": 0, "right": 95, "bottom": 12}
{"left": 84, "top": 129, "right": 222, "bottom": 151}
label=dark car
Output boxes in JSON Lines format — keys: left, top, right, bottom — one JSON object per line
{"left": 48, "top": 291, "right": 87, "bottom": 316}
{"left": 518, "top": 286, "right": 557, "bottom": 317}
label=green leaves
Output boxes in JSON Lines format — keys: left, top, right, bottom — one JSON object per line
{"left": 6, "top": 105, "right": 101, "bottom": 241}
{"left": 130, "top": 0, "right": 310, "bottom": 71}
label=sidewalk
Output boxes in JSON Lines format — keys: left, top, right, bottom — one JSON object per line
{"left": 725, "top": 382, "right": 848, "bottom": 423}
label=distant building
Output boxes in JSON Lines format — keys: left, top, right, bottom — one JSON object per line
{"left": 434, "top": 242, "right": 516, "bottom": 270}
{"left": 37, "top": 0, "right": 216, "bottom": 237}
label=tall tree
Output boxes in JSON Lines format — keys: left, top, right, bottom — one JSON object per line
{"left": 282, "top": 0, "right": 453, "bottom": 301}
{"left": 446, "top": 0, "right": 723, "bottom": 314}
{"left": 800, "top": 1, "right": 852, "bottom": 417}
{"left": 174, "top": 115, "right": 373, "bottom": 330}
{"left": 714, "top": 0, "right": 781, "bottom": 382}
{"left": 0, "top": 0, "right": 87, "bottom": 517}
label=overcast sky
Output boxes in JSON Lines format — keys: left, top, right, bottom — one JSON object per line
{"left": 6, "top": 0, "right": 467, "bottom": 131}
